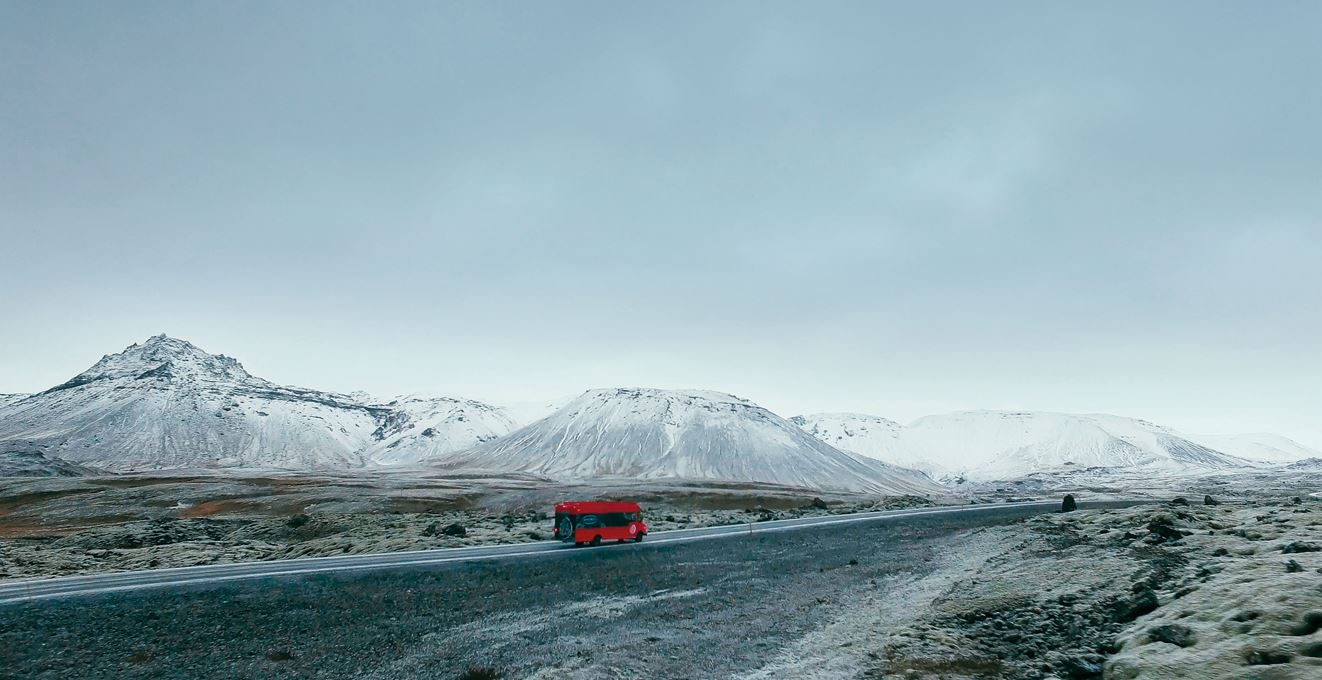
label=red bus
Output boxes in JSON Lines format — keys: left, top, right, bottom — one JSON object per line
{"left": 553, "top": 501, "right": 648, "bottom": 547}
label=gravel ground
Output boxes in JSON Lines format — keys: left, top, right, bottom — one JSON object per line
{"left": 0, "top": 503, "right": 1084, "bottom": 680}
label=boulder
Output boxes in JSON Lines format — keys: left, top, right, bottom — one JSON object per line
{"left": 1147, "top": 623, "right": 1195, "bottom": 648}
{"left": 1061, "top": 494, "right": 1078, "bottom": 513}
{"left": 1146, "top": 517, "right": 1186, "bottom": 544}
{"left": 1113, "top": 588, "right": 1160, "bottom": 623}
{"left": 1203, "top": 495, "right": 1219, "bottom": 506}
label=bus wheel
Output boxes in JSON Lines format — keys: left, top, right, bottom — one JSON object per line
{"left": 590, "top": 535, "right": 601, "bottom": 547}
{"left": 634, "top": 533, "right": 644, "bottom": 543}
{"left": 574, "top": 541, "right": 583, "bottom": 547}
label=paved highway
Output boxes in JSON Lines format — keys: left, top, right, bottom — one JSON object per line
{"left": 0, "top": 500, "right": 1077, "bottom": 604}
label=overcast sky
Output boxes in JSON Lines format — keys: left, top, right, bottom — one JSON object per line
{"left": 2, "top": 2, "right": 1319, "bottom": 445}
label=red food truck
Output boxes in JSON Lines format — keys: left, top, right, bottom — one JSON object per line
{"left": 553, "top": 501, "right": 647, "bottom": 547}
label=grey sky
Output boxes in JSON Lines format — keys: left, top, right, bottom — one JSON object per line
{"left": 2, "top": 2, "right": 1319, "bottom": 445}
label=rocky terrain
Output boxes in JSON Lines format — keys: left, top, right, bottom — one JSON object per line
{"left": 861, "top": 498, "right": 1322, "bottom": 679}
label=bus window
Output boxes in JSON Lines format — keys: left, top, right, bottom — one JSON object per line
{"left": 600, "top": 512, "right": 630, "bottom": 527}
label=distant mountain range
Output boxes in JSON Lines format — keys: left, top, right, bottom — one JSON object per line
{"left": 1, "top": 335, "right": 1315, "bottom": 489}
{"left": 788, "top": 411, "right": 1306, "bottom": 483}
{"left": 0, "top": 336, "right": 520, "bottom": 473}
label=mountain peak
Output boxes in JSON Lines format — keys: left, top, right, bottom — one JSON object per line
{"left": 51, "top": 335, "right": 254, "bottom": 390}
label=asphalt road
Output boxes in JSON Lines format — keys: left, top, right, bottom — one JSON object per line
{"left": 1, "top": 500, "right": 1138, "bottom": 680}
{"left": 0, "top": 500, "right": 1061, "bottom": 604}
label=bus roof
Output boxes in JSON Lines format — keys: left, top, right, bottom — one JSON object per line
{"left": 554, "top": 500, "right": 642, "bottom": 514}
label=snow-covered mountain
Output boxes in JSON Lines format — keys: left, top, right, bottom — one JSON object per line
{"left": 439, "top": 388, "right": 940, "bottom": 494}
{"left": 363, "top": 393, "right": 519, "bottom": 466}
{"left": 0, "top": 335, "right": 386, "bottom": 470}
{"left": 1186, "top": 433, "right": 1320, "bottom": 464}
{"left": 793, "top": 410, "right": 1260, "bottom": 482}
{"left": 0, "top": 336, "right": 513, "bottom": 472}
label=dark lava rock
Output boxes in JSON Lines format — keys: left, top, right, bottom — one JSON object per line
{"left": 1170, "top": 497, "right": 1189, "bottom": 506}
{"left": 1057, "top": 656, "right": 1102, "bottom": 679}
{"left": 1113, "top": 588, "right": 1160, "bottom": 623}
{"left": 1291, "top": 612, "right": 1322, "bottom": 636}
{"left": 1148, "top": 623, "right": 1195, "bottom": 648}
{"left": 1146, "top": 519, "right": 1186, "bottom": 544}
{"left": 1062, "top": 494, "right": 1078, "bottom": 513}
{"left": 807, "top": 497, "right": 829, "bottom": 510}
{"left": 1204, "top": 495, "right": 1219, "bottom": 506}
{"left": 1286, "top": 560, "right": 1304, "bottom": 573}
{"left": 441, "top": 523, "right": 467, "bottom": 537}
{"left": 1282, "top": 541, "right": 1322, "bottom": 554}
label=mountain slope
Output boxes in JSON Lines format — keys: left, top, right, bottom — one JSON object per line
{"left": 794, "top": 410, "right": 1259, "bottom": 482}
{"left": 440, "top": 388, "right": 939, "bottom": 494}
{"left": 1186, "top": 433, "right": 1320, "bottom": 464}
{"left": 363, "top": 393, "right": 519, "bottom": 466}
